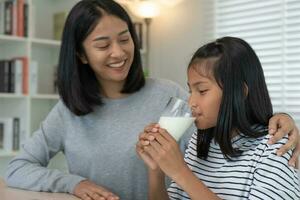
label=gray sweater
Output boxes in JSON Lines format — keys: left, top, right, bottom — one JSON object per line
{"left": 5, "top": 78, "right": 194, "bottom": 200}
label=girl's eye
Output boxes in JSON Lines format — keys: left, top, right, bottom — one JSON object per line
{"left": 199, "top": 90, "right": 208, "bottom": 94}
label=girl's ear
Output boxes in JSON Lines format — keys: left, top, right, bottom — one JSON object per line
{"left": 244, "top": 83, "right": 249, "bottom": 98}
{"left": 77, "top": 53, "right": 88, "bottom": 64}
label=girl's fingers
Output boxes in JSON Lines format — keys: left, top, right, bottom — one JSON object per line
{"left": 144, "top": 123, "right": 158, "bottom": 132}
{"left": 158, "top": 128, "right": 176, "bottom": 142}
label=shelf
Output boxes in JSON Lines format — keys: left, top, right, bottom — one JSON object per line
{"left": 31, "top": 94, "right": 59, "bottom": 100}
{"left": 0, "top": 151, "right": 19, "bottom": 157}
{"left": 30, "top": 38, "right": 61, "bottom": 48}
{"left": 0, "top": 35, "right": 28, "bottom": 47}
{"left": 0, "top": 93, "right": 28, "bottom": 99}
{"left": 0, "top": 35, "right": 28, "bottom": 42}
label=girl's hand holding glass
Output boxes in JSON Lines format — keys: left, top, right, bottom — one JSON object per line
{"left": 139, "top": 124, "right": 189, "bottom": 181}
{"left": 158, "top": 97, "right": 195, "bottom": 141}
{"left": 136, "top": 124, "right": 160, "bottom": 170}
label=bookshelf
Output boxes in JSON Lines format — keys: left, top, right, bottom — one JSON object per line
{"left": 0, "top": 0, "right": 81, "bottom": 176}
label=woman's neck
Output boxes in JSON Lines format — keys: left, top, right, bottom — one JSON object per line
{"left": 100, "top": 80, "right": 128, "bottom": 99}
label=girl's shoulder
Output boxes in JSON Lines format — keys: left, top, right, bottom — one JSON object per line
{"left": 238, "top": 131, "right": 291, "bottom": 161}
{"left": 234, "top": 125, "right": 291, "bottom": 159}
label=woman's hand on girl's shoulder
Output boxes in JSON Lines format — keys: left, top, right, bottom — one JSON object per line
{"left": 268, "top": 113, "right": 300, "bottom": 168}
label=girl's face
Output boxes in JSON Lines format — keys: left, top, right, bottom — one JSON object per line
{"left": 187, "top": 67, "right": 223, "bottom": 130}
{"left": 80, "top": 14, "right": 134, "bottom": 88}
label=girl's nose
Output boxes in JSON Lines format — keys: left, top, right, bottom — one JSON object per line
{"left": 188, "top": 95, "right": 196, "bottom": 109}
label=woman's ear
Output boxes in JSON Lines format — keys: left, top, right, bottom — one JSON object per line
{"left": 77, "top": 52, "right": 88, "bottom": 64}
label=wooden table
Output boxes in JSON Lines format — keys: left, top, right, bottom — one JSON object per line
{"left": 0, "top": 179, "right": 79, "bottom": 200}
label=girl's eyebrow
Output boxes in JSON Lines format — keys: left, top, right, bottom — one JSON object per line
{"left": 92, "top": 29, "right": 129, "bottom": 42}
{"left": 188, "top": 81, "right": 209, "bottom": 87}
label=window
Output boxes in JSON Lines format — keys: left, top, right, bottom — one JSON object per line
{"left": 214, "top": 0, "right": 300, "bottom": 127}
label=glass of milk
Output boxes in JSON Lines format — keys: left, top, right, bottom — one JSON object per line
{"left": 158, "top": 97, "right": 195, "bottom": 141}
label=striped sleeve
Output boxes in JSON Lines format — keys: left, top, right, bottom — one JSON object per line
{"left": 248, "top": 137, "right": 300, "bottom": 200}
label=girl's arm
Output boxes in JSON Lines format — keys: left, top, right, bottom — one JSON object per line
{"left": 136, "top": 124, "right": 169, "bottom": 200}
{"left": 143, "top": 127, "right": 221, "bottom": 200}
{"left": 171, "top": 165, "right": 221, "bottom": 200}
{"left": 148, "top": 169, "right": 170, "bottom": 200}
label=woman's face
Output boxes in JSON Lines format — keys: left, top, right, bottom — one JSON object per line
{"left": 187, "top": 67, "right": 223, "bottom": 130}
{"left": 80, "top": 14, "right": 134, "bottom": 87}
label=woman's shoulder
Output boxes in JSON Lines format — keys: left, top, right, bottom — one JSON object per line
{"left": 48, "top": 99, "right": 76, "bottom": 120}
{"left": 146, "top": 77, "right": 182, "bottom": 89}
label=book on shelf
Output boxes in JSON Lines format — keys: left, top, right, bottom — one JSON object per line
{"left": 53, "top": 11, "right": 67, "bottom": 40}
{"left": 30, "top": 60, "right": 38, "bottom": 95}
{"left": 0, "top": 123, "right": 4, "bottom": 149}
{"left": 0, "top": 117, "right": 21, "bottom": 152}
{"left": 14, "top": 59, "right": 23, "bottom": 94}
{"left": 0, "top": 0, "right": 27, "bottom": 37}
{"left": 0, "top": 1, "right": 4, "bottom": 35}
{"left": 0, "top": 57, "right": 28, "bottom": 94}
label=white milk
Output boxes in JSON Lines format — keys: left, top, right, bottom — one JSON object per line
{"left": 158, "top": 116, "right": 195, "bottom": 141}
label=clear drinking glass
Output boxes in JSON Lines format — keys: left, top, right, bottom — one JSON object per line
{"left": 158, "top": 97, "right": 195, "bottom": 141}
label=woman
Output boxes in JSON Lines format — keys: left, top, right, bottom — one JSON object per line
{"left": 5, "top": 1, "right": 299, "bottom": 200}
{"left": 137, "top": 37, "right": 300, "bottom": 199}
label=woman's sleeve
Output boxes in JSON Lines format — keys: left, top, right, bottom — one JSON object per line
{"left": 248, "top": 138, "right": 300, "bottom": 200}
{"left": 4, "top": 102, "right": 86, "bottom": 194}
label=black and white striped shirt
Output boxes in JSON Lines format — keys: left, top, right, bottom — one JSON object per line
{"left": 168, "top": 130, "right": 300, "bottom": 200}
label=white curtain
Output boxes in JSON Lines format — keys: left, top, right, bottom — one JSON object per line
{"left": 214, "top": 0, "right": 300, "bottom": 127}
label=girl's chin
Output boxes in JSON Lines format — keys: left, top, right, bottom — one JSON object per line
{"left": 195, "top": 121, "right": 215, "bottom": 130}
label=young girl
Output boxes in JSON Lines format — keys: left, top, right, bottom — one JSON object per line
{"left": 137, "top": 37, "right": 300, "bottom": 200}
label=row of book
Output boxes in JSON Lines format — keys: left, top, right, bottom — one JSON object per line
{"left": 0, "top": 57, "right": 34, "bottom": 94}
{"left": 0, "top": 117, "right": 24, "bottom": 152}
{"left": 0, "top": 0, "right": 28, "bottom": 37}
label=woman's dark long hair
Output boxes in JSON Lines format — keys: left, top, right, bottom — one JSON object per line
{"left": 188, "top": 37, "right": 273, "bottom": 159}
{"left": 57, "top": 0, "right": 145, "bottom": 116}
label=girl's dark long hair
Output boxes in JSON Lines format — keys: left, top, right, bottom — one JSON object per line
{"left": 189, "top": 37, "right": 273, "bottom": 159}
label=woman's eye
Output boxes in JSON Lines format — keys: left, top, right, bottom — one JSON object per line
{"left": 97, "top": 45, "right": 109, "bottom": 50}
{"left": 120, "top": 38, "right": 129, "bottom": 43}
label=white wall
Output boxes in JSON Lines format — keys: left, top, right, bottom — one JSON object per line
{"left": 148, "top": 0, "right": 212, "bottom": 88}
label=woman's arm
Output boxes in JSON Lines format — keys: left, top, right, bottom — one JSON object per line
{"left": 5, "top": 102, "right": 85, "bottom": 193}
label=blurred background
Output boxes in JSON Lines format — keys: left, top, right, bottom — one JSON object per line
{"left": 0, "top": 0, "right": 299, "bottom": 178}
